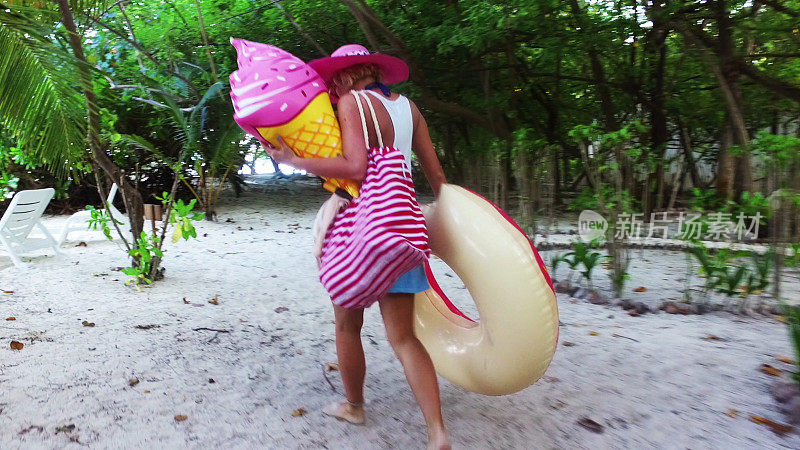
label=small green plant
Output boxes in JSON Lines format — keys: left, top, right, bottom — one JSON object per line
{"left": 780, "top": 303, "right": 800, "bottom": 384}
{"left": 786, "top": 243, "right": 800, "bottom": 269}
{"left": 122, "top": 232, "right": 163, "bottom": 290}
{"left": 562, "top": 240, "right": 603, "bottom": 287}
{"left": 550, "top": 253, "right": 565, "bottom": 281}
{"left": 85, "top": 205, "right": 121, "bottom": 240}
{"left": 119, "top": 193, "right": 204, "bottom": 288}
{"left": 690, "top": 243, "right": 772, "bottom": 311}
{"left": 169, "top": 199, "right": 205, "bottom": 243}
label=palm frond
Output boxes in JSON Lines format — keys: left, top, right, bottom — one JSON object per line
{"left": 207, "top": 119, "right": 245, "bottom": 170}
{"left": 0, "top": 23, "right": 87, "bottom": 178}
{"left": 118, "top": 133, "right": 176, "bottom": 167}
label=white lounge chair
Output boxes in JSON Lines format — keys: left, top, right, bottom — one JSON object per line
{"left": 0, "top": 188, "right": 62, "bottom": 267}
{"left": 58, "top": 183, "right": 129, "bottom": 244}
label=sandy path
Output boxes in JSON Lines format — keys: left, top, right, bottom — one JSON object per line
{"left": 1, "top": 177, "right": 798, "bottom": 448}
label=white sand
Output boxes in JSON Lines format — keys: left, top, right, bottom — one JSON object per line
{"left": 1, "top": 176, "right": 799, "bottom": 448}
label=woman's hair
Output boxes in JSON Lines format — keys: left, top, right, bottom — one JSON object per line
{"left": 330, "top": 63, "right": 383, "bottom": 93}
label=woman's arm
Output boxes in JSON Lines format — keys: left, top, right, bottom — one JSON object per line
{"left": 263, "top": 93, "right": 368, "bottom": 181}
{"left": 410, "top": 100, "right": 447, "bottom": 197}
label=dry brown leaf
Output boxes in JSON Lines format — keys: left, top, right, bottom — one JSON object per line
{"left": 81, "top": 321, "right": 95, "bottom": 327}
{"left": 775, "top": 315, "right": 787, "bottom": 324}
{"left": 726, "top": 409, "right": 739, "bottom": 418}
{"left": 589, "top": 331, "right": 598, "bottom": 336}
{"left": 76, "top": 241, "right": 87, "bottom": 247}
{"left": 10, "top": 340, "right": 23, "bottom": 350}
{"left": 577, "top": 417, "right": 604, "bottom": 433}
{"left": 325, "top": 362, "right": 340, "bottom": 371}
{"left": 144, "top": 390, "right": 151, "bottom": 394}
{"left": 129, "top": 378, "right": 139, "bottom": 387}
{"left": 778, "top": 356, "right": 795, "bottom": 365}
{"left": 633, "top": 286, "right": 647, "bottom": 292}
{"left": 6, "top": 317, "right": 15, "bottom": 321}
{"left": 562, "top": 341, "right": 575, "bottom": 347}
{"left": 291, "top": 408, "right": 307, "bottom": 417}
{"left": 749, "top": 415, "right": 793, "bottom": 435}
{"left": 174, "top": 415, "right": 188, "bottom": 422}
{"left": 704, "top": 335, "right": 721, "bottom": 340}
{"left": 208, "top": 378, "right": 216, "bottom": 383}
{"left": 209, "top": 296, "right": 220, "bottom": 305}
{"left": 296, "top": 350, "right": 303, "bottom": 355}
{"left": 182, "top": 298, "right": 190, "bottom": 304}
{"left": 3, "top": 290, "right": 14, "bottom": 294}
{"left": 628, "top": 311, "right": 640, "bottom": 317}
{"left": 761, "top": 364, "right": 782, "bottom": 376}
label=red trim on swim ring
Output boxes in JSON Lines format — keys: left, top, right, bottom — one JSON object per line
{"left": 461, "top": 187, "right": 555, "bottom": 294}
{"left": 424, "top": 261, "right": 475, "bottom": 322}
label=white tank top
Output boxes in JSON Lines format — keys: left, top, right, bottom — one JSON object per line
{"left": 363, "top": 90, "right": 414, "bottom": 171}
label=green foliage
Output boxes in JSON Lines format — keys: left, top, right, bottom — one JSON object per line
{"left": 689, "top": 188, "right": 724, "bottom": 213}
{"left": 85, "top": 205, "right": 120, "bottom": 240}
{"left": 690, "top": 244, "right": 772, "bottom": 302}
{"left": 122, "top": 231, "right": 163, "bottom": 289}
{"left": 558, "top": 240, "right": 603, "bottom": 286}
{"left": 0, "top": 19, "right": 87, "bottom": 178}
{"left": 155, "top": 191, "right": 205, "bottom": 243}
{"left": 780, "top": 303, "right": 800, "bottom": 384}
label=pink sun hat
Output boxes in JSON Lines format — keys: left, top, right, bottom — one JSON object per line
{"left": 308, "top": 44, "right": 409, "bottom": 86}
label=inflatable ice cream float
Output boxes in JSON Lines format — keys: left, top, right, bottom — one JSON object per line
{"left": 229, "top": 38, "right": 360, "bottom": 198}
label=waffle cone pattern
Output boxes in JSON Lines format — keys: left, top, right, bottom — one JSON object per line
{"left": 257, "top": 93, "right": 360, "bottom": 198}
{"left": 230, "top": 38, "right": 360, "bottom": 198}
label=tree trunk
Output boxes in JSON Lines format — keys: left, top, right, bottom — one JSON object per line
{"left": 56, "top": 0, "right": 144, "bottom": 249}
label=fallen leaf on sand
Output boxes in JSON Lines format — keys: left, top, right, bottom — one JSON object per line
{"left": 3, "top": 290, "right": 14, "bottom": 294}
{"left": 291, "top": 408, "right": 307, "bottom": 417}
{"left": 10, "top": 340, "right": 23, "bottom": 350}
{"left": 144, "top": 390, "right": 151, "bottom": 393}
{"left": 589, "top": 331, "right": 598, "bottom": 336}
{"left": 174, "top": 415, "right": 188, "bottom": 422}
{"left": 628, "top": 311, "right": 640, "bottom": 317}
{"left": 82, "top": 321, "right": 95, "bottom": 327}
{"left": 325, "top": 362, "right": 339, "bottom": 371}
{"left": 703, "top": 335, "right": 721, "bottom": 341}
{"left": 76, "top": 241, "right": 87, "bottom": 247}
{"left": 296, "top": 349, "right": 303, "bottom": 355}
{"left": 577, "top": 417, "right": 604, "bottom": 433}
{"left": 6, "top": 317, "right": 15, "bottom": 321}
{"left": 778, "top": 356, "right": 794, "bottom": 365}
{"left": 633, "top": 286, "right": 647, "bottom": 292}
{"left": 749, "top": 415, "right": 793, "bottom": 435}
{"left": 562, "top": 341, "right": 575, "bottom": 347}
{"left": 209, "top": 296, "right": 220, "bottom": 305}
{"left": 129, "top": 378, "right": 139, "bottom": 387}
{"left": 726, "top": 409, "right": 739, "bottom": 418}
{"left": 275, "top": 306, "right": 289, "bottom": 313}
{"left": 55, "top": 424, "right": 75, "bottom": 433}
{"left": 209, "top": 378, "right": 216, "bottom": 383}
{"left": 19, "top": 425, "right": 43, "bottom": 435}
{"left": 761, "top": 364, "right": 782, "bottom": 376}
{"left": 183, "top": 298, "right": 190, "bottom": 304}
{"left": 775, "top": 315, "right": 787, "bottom": 324}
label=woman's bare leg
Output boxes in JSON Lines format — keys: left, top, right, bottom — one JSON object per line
{"left": 324, "top": 304, "right": 366, "bottom": 424}
{"left": 379, "top": 293, "right": 450, "bottom": 450}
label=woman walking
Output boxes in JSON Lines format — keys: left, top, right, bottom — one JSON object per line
{"left": 265, "top": 44, "right": 450, "bottom": 450}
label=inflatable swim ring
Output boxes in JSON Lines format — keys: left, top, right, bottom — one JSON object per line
{"left": 413, "top": 184, "right": 559, "bottom": 395}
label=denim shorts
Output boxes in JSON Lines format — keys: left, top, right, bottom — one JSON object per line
{"left": 387, "top": 264, "right": 429, "bottom": 294}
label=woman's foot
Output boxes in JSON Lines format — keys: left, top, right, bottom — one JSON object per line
{"left": 427, "top": 427, "right": 451, "bottom": 450}
{"left": 322, "top": 401, "right": 366, "bottom": 425}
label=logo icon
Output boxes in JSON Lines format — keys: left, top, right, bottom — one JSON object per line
{"left": 578, "top": 210, "right": 607, "bottom": 241}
